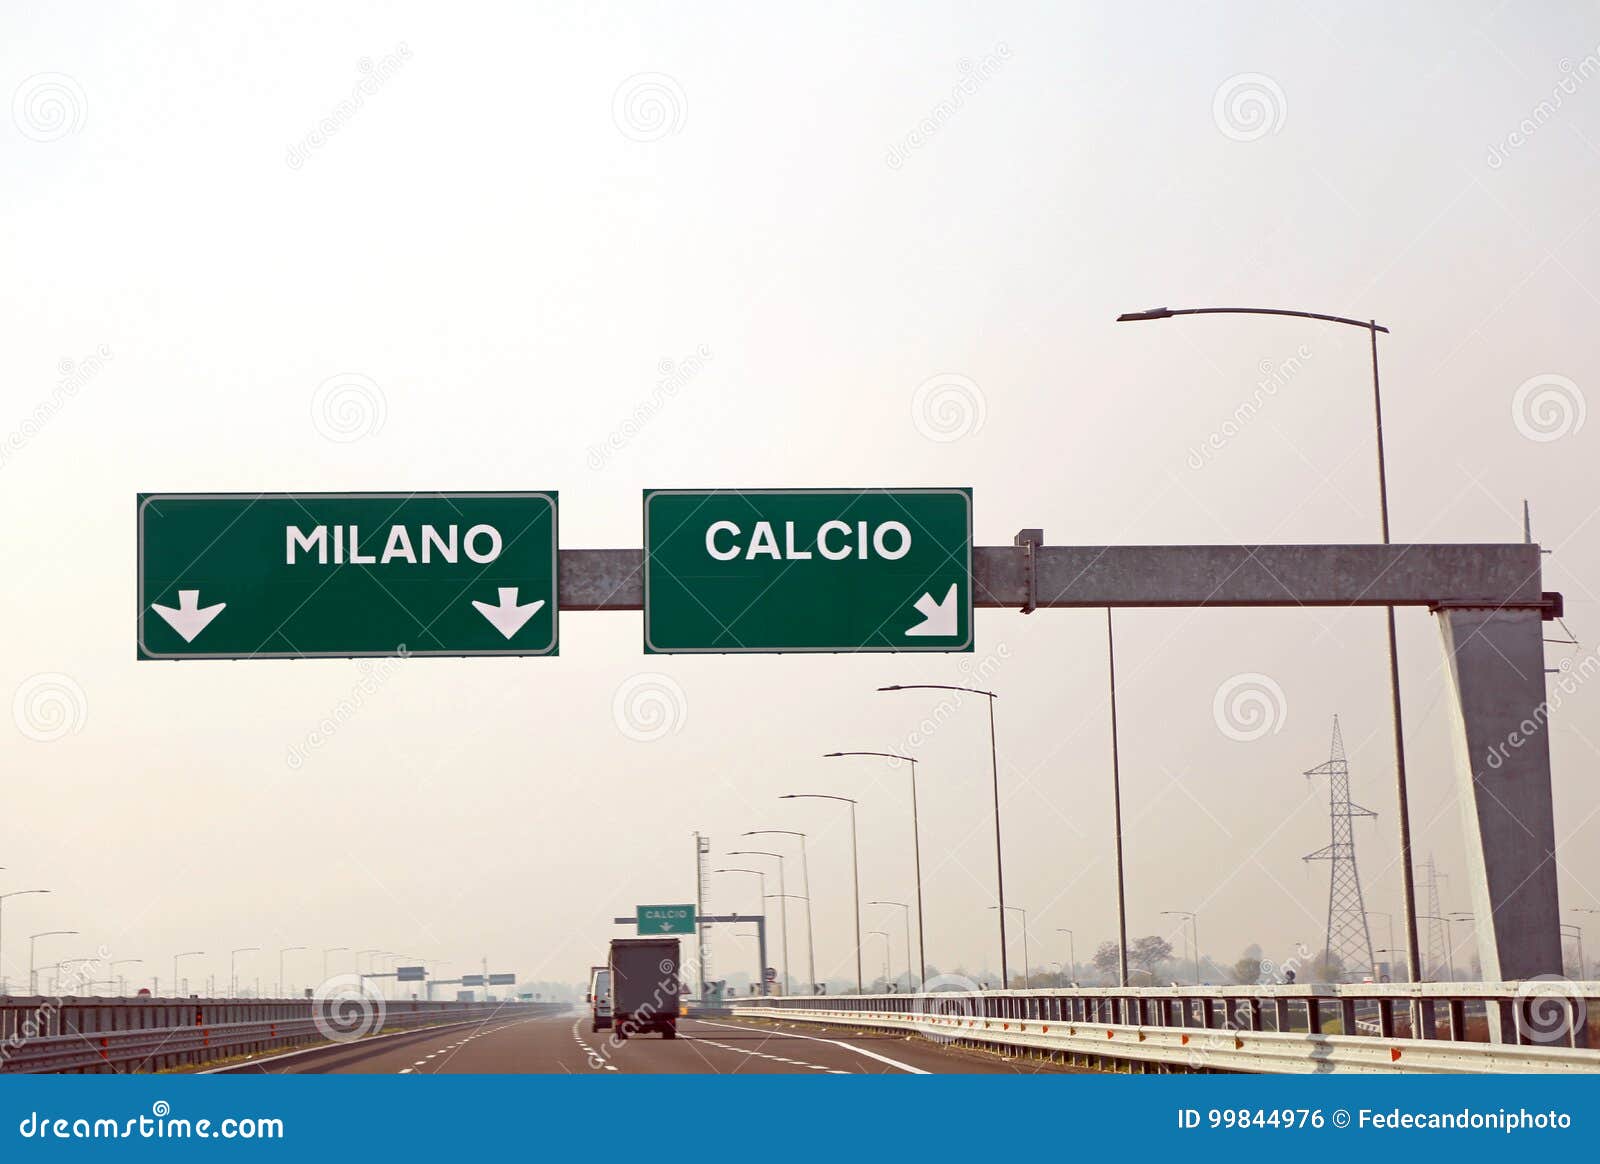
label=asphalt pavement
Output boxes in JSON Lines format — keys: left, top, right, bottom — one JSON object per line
{"left": 214, "top": 1010, "right": 1072, "bottom": 1075}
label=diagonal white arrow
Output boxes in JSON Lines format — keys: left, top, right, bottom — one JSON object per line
{"left": 152, "top": 589, "right": 227, "bottom": 643}
{"left": 471, "top": 587, "right": 545, "bottom": 640}
{"left": 904, "top": 583, "right": 959, "bottom": 637}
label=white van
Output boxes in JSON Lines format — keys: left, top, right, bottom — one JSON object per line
{"left": 587, "top": 965, "right": 613, "bottom": 1032}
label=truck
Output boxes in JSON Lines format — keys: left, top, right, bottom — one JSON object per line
{"left": 586, "top": 965, "right": 613, "bottom": 1032}
{"left": 608, "top": 937, "right": 680, "bottom": 1039}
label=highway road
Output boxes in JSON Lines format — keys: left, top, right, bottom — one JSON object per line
{"left": 215, "top": 1010, "right": 1073, "bottom": 1075}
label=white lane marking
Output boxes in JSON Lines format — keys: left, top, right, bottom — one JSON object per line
{"left": 398, "top": 1068, "right": 413, "bottom": 1074}
{"left": 570, "top": 1018, "right": 615, "bottom": 1072}
{"left": 693, "top": 1037, "right": 841, "bottom": 1074}
{"left": 687, "top": 1018, "right": 929, "bottom": 1075}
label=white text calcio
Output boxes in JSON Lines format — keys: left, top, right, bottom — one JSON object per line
{"left": 704, "top": 520, "right": 911, "bottom": 561}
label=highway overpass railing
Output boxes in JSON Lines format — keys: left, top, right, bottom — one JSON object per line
{"left": 0, "top": 995, "right": 567, "bottom": 1074}
{"left": 735, "top": 982, "right": 1600, "bottom": 1074}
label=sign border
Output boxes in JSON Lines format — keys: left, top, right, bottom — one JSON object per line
{"left": 636, "top": 904, "right": 697, "bottom": 934}
{"left": 642, "top": 487, "right": 973, "bottom": 655}
{"left": 137, "top": 491, "right": 559, "bottom": 660}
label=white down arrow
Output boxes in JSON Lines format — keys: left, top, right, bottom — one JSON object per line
{"left": 151, "top": 589, "right": 227, "bottom": 643}
{"left": 472, "top": 587, "right": 545, "bottom": 639}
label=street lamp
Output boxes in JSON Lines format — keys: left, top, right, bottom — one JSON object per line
{"left": 867, "top": 930, "right": 892, "bottom": 988}
{"left": 1366, "top": 912, "right": 1397, "bottom": 974}
{"left": 0, "top": 888, "right": 51, "bottom": 989}
{"left": 1117, "top": 304, "right": 1420, "bottom": 991}
{"left": 880, "top": 685, "right": 1008, "bottom": 985}
{"left": 28, "top": 930, "right": 77, "bottom": 994}
{"left": 1418, "top": 916, "right": 1456, "bottom": 981}
{"left": 278, "top": 946, "right": 307, "bottom": 997}
{"left": 1559, "top": 923, "right": 1586, "bottom": 981}
{"left": 744, "top": 830, "right": 816, "bottom": 994}
{"left": 826, "top": 751, "right": 926, "bottom": 989}
{"left": 1574, "top": 909, "right": 1600, "bottom": 978}
{"left": 323, "top": 946, "right": 350, "bottom": 982}
{"left": 988, "top": 905, "right": 1030, "bottom": 987}
{"left": 730, "top": 849, "right": 790, "bottom": 994}
{"left": 110, "top": 959, "right": 142, "bottom": 995}
{"left": 716, "top": 867, "right": 769, "bottom": 995}
{"left": 230, "top": 946, "right": 260, "bottom": 997}
{"left": 868, "top": 901, "right": 913, "bottom": 992}
{"left": 1162, "top": 910, "right": 1201, "bottom": 985}
{"left": 781, "top": 793, "right": 863, "bottom": 993}
{"left": 1056, "top": 928, "right": 1076, "bottom": 983}
{"left": 173, "top": 951, "right": 205, "bottom": 996}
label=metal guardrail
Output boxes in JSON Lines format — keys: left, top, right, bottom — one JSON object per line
{"left": 735, "top": 982, "right": 1600, "bottom": 1074}
{"left": 0, "top": 995, "right": 568, "bottom": 1074}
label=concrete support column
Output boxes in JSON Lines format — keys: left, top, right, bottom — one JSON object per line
{"left": 1437, "top": 606, "right": 1561, "bottom": 984}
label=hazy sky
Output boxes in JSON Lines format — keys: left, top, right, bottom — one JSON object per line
{"left": 3, "top": 2, "right": 1597, "bottom": 995}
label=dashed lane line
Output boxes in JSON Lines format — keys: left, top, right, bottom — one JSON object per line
{"left": 685, "top": 1018, "right": 929, "bottom": 1075}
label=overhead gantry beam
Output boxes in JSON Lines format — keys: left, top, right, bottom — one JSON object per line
{"left": 571, "top": 539, "right": 1562, "bottom": 989}
{"left": 560, "top": 543, "right": 1553, "bottom": 613}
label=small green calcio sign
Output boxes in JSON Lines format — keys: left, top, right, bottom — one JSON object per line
{"left": 138, "top": 492, "right": 558, "bottom": 659}
{"left": 642, "top": 488, "right": 973, "bottom": 654}
{"left": 637, "top": 905, "right": 697, "bottom": 935}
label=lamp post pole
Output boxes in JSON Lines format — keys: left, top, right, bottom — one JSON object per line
{"left": 880, "top": 686, "right": 1007, "bottom": 986}
{"left": 867, "top": 930, "right": 892, "bottom": 988}
{"left": 869, "top": 901, "right": 913, "bottom": 992}
{"left": 0, "top": 888, "right": 51, "bottom": 991}
{"left": 744, "top": 830, "right": 816, "bottom": 994}
{"left": 230, "top": 947, "right": 260, "bottom": 997}
{"left": 1162, "top": 910, "right": 1201, "bottom": 984}
{"left": 1056, "top": 928, "right": 1076, "bottom": 982}
{"left": 173, "top": 951, "right": 204, "bottom": 996}
{"left": 278, "top": 946, "right": 306, "bottom": 998}
{"left": 1117, "top": 304, "right": 1419, "bottom": 995}
{"left": 716, "top": 867, "right": 769, "bottom": 994}
{"left": 989, "top": 905, "right": 1029, "bottom": 986}
{"left": 781, "top": 794, "right": 862, "bottom": 993}
{"left": 825, "top": 751, "right": 926, "bottom": 989}
{"left": 730, "top": 850, "right": 790, "bottom": 994}
{"left": 110, "top": 959, "right": 142, "bottom": 995}
{"left": 28, "top": 930, "right": 77, "bottom": 994}
{"left": 323, "top": 946, "right": 349, "bottom": 983}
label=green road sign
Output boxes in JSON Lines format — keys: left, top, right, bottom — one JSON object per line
{"left": 137, "top": 492, "right": 558, "bottom": 659}
{"left": 637, "top": 904, "right": 697, "bottom": 934}
{"left": 643, "top": 488, "right": 972, "bottom": 653}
